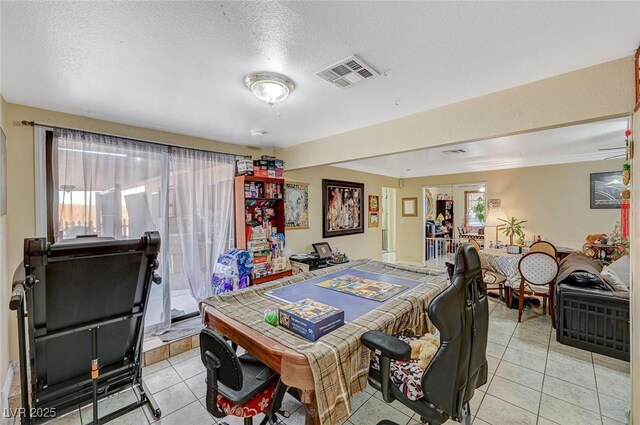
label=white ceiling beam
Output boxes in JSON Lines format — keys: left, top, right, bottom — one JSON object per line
{"left": 277, "top": 56, "right": 635, "bottom": 170}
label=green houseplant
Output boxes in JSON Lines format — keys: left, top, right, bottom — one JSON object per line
{"left": 497, "top": 217, "right": 527, "bottom": 249}
{"left": 472, "top": 197, "right": 486, "bottom": 224}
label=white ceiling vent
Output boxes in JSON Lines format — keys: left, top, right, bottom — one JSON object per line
{"left": 442, "top": 149, "right": 467, "bottom": 155}
{"left": 316, "top": 55, "right": 378, "bottom": 88}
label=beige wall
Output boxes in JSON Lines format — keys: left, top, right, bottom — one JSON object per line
{"left": 277, "top": 56, "right": 634, "bottom": 170}
{"left": 396, "top": 160, "right": 624, "bottom": 264}
{"left": 284, "top": 166, "right": 397, "bottom": 261}
{"left": 630, "top": 108, "right": 639, "bottom": 424}
{"left": 3, "top": 102, "right": 271, "bottom": 362}
{"left": 0, "top": 94, "right": 10, "bottom": 411}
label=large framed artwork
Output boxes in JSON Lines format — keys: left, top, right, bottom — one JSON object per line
{"left": 590, "top": 171, "right": 624, "bottom": 209}
{"left": 284, "top": 181, "right": 309, "bottom": 229}
{"left": 322, "top": 179, "right": 364, "bottom": 238}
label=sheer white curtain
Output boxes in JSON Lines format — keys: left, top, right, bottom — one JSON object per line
{"left": 170, "top": 147, "right": 235, "bottom": 301}
{"left": 52, "top": 128, "right": 172, "bottom": 333}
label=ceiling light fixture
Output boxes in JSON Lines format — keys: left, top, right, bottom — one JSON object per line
{"left": 244, "top": 72, "right": 295, "bottom": 105}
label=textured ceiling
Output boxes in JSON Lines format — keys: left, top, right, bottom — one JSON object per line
{"left": 2, "top": 2, "right": 639, "bottom": 148}
{"left": 334, "top": 118, "right": 630, "bottom": 178}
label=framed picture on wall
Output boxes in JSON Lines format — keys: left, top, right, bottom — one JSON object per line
{"left": 402, "top": 197, "right": 418, "bottom": 217}
{"left": 368, "top": 195, "right": 379, "bottom": 212}
{"left": 322, "top": 179, "right": 364, "bottom": 238}
{"left": 590, "top": 171, "right": 624, "bottom": 209}
{"left": 284, "top": 181, "right": 309, "bottom": 229}
{"left": 368, "top": 212, "right": 379, "bottom": 228}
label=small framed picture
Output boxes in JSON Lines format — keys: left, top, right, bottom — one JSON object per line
{"left": 402, "top": 197, "right": 418, "bottom": 217}
{"left": 312, "top": 242, "right": 333, "bottom": 259}
{"left": 368, "top": 212, "right": 379, "bottom": 227}
{"left": 368, "top": 195, "right": 379, "bottom": 212}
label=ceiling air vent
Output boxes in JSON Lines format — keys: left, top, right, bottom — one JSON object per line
{"left": 441, "top": 149, "right": 467, "bottom": 155}
{"left": 316, "top": 55, "right": 378, "bottom": 88}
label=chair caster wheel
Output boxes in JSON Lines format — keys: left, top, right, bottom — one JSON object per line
{"left": 420, "top": 417, "right": 428, "bottom": 424}
{"left": 153, "top": 408, "right": 161, "bottom": 418}
{"left": 279, "top": 410, "right": 291, "bottom": 418}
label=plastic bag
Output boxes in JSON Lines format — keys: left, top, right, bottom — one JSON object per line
{"left": 211, "top": 249, "right": 254, "bottom": 294}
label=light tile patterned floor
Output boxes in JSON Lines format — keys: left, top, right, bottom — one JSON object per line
{"left": 13, "top": 298, "right": 630, "bottom": 425}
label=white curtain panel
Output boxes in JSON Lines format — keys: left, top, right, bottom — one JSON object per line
{"left": 170, "top": 147, "right": 235, "bottom": 301}
{"left": 52, "top": 128, "right": 172, "bottom": 333}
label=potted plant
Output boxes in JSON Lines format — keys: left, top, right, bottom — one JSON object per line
{"left": 472, "top": 197, "right": 486, "bottom": 224}
{"left": 497, "top": 217, "right": 527, "bottom": 253}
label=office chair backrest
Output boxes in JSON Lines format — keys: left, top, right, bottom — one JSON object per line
{"left": 422, "top": 243, "right": 489, "bottom": 419}
{"left": 199, "top": 329, "right": 244, "bottom": 391}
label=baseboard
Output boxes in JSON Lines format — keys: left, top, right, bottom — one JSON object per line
{"left": 1, "top": 362, "right": 15, "bottom": 425}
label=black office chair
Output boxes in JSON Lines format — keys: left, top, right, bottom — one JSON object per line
{"left": 361, "top": 243, "right": 489, "bottom": 425}
{"left": 200, "top": 329, "right": 288, "bottom": 425}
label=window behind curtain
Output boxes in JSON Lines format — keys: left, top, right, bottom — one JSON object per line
{"left": 50, "top": 129, "right": 168, "bottom": 241}
{"left": 465, "top": 191, "right": 485, "bottom": 228}
{"left": 46, "top": 128, "right": 237, "bottom": 328}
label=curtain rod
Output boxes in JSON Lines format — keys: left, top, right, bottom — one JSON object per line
{"left": 20, "top": 120, "right": 252, "bottom": 159}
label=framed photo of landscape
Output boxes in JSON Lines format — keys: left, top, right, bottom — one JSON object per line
{"left": 322, "top": 179, "right": 364, "bottom": 238}
{"left": 284, "top": 181, "right": 309, "bottom": 229}
{"left": 590, "top": 171, "right": 624, "bottom": 209}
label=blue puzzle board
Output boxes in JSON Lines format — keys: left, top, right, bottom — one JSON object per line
{"left": 265, "top": 269, "right": 421, "bottom": 322}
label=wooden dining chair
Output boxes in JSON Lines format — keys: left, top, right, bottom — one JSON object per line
{"left": 467, "top": 240, "right": 506, "bottom": 300}
{"left": 469, "top": 238, "right": 481, "bottom": 251}
{"left": 530, "top": 241, "right": 558, "bottom": 258}
{"left": 516, "top": 252, "right": 559, "bottom": 323}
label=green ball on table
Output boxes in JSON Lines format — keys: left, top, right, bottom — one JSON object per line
{"left": 264, "top": 309, "right": 278, "bottom": 326}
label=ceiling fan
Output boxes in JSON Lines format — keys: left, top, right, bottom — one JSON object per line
{"left": 598, "top": 146, "right": 627, "bottom": 160}
{"left": 598, "top": 128, "right": 633, "bottom": 160}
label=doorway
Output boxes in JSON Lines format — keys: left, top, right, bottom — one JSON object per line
{"left": 381, "top": 187, "right": 397, "bottom": 263}
{"left": 422, "top": 183, "right": 486, "bottom": 268}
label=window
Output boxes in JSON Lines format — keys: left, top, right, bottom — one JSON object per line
{"left": 465, "top": 191, "right": 485, "bottom": 228}
{"left": 42, "top": 128, "right": 236, "bottom": 332}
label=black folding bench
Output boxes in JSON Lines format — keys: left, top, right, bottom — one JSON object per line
{"left": 9, "top": 232, "right": 162, "bottom": 424}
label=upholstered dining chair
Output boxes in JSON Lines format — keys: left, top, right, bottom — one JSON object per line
{"left": 516, "top": 252, "right": 559, "bottom": 323}
{"left": 468, "top": 238, "right": 507, "bottom": 300}
{"left": 530, "top": 241, "right": 558, "bottom": 258}
{"left": 468, "top": 238, "right": 481, "bottom": 251}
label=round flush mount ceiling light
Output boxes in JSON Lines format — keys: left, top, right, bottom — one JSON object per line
{"left": 244, "top": 72, "right": 295, "bottom": 105}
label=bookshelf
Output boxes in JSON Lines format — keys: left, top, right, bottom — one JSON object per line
{"left": 234, "top": 175, "right": 292, "bottom": 284}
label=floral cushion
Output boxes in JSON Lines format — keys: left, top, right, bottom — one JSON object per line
{"left": 370, "top": 335, "right": 426, "bottom": 401}
{"left": 217, "top": 382, "right": 277, "bottom": 418}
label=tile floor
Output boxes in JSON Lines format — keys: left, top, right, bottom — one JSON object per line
{"left": 9, "top": 298, "right": 630, "bottom": 425}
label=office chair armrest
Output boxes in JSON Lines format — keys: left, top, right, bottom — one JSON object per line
{"left": 361, "top": 331, "right": 411, "bottom": 361}
{"left": 361, "top": 331, "right": 410, "bottom": 404}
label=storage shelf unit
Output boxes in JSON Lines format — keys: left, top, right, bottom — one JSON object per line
{"left": 234, "top": 175, "right": 292, "bottom": 284}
